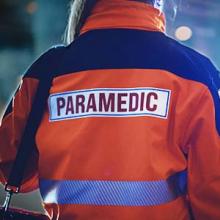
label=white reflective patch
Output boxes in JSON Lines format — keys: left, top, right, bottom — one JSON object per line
{"left": 44, "top": 187, "right": 58, "bottom": 204}
{"left": 48, "top": 88, "right": 171, "bottom": 121}
{"left": 218, "top": 89, "right": 220, "bottom": 99}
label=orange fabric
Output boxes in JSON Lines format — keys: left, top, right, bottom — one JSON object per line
{"left": 1, "top": 1, "right": 220, "bottom": 219}
{"left": 186, "top": 88, "right": 220, "bottom": 219}
{"left": 37, "top": 69, "right": 196, "bottom": 181}
{"left": 35, "top": 69, "right": 220, "bottom": 219}
{"left": 0, "top": 78, "right": 39, "bottom": 192}
{"left": 81, "top": 0, "right": 166, "bottom": 35}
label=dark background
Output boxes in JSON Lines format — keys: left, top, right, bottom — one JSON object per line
{"left": 0, "top": 0, "right": 219, "bottom": 213}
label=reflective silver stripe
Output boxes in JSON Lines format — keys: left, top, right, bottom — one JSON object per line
{"left": 39, "top": 175, "right": 186, "bottom": 206}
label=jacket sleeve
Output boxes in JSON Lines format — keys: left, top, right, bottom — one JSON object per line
{"left": 0, "top": 77, "right": 40, "bottom": 192}
{"left": 184, "top": 86, "right": 220, "bottom": 220}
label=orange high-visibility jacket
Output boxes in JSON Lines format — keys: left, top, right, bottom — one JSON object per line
{"left": 0, "top": 1, "right": 220, "bottom": 219}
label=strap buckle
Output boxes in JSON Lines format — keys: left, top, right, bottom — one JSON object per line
{"left": 5, "top": 184, "right": 20, "bottom": 194}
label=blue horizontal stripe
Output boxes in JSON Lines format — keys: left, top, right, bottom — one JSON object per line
{"left": 39, "top": 175, "right": 186, "bottom": 206}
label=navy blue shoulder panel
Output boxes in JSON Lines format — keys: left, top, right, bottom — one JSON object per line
{"left": 165, "top": 37, "right": 220, "bottom": 135}
{"left": 24, "top": 45, "right": 66, "bottom": 80}
{"left": 22, "top": 29, "right": 220, "bottom": 134}
{"left": 2, "top": 46, "right": 66, "bottom": 120}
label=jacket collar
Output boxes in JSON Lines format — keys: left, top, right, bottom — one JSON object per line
{"left": 80, "top": 0, "right": 166, "bottom": 35}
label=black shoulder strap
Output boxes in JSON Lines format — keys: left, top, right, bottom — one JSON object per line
{"left": 5, "top": 46, "right": 65, "bottom": 191}
{"left": 5, "top": 74, "right": 53, "bottom": 192}
{"left": 3, "top": 47, "right": 65, "bottom": 213}
{"left": 3, "top": 74, "right": 53, "bottom": 213}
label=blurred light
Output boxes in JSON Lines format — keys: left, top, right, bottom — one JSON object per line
{"left": 175, "top": 26, "right": 193, "bottom": 41}
{"left": 26, "top": 2, "right": 38, "bottom": 14}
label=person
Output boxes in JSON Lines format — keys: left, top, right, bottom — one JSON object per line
{"left": 0, "top": 0, "right": 220, "bottom": 219}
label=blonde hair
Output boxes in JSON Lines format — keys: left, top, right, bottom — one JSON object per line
{"left": 65, "top": 0, "right": 87, "bottom": 45}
